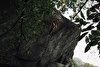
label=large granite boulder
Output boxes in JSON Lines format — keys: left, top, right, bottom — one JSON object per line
{"left": 0, "top": 0, "right": 80, "bottom": 67}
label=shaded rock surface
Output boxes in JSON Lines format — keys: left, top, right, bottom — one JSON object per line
{"left": 0, "top": 0, "right": 80, "bottom": 67}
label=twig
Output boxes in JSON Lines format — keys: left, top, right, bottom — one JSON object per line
{"left": 73, "top": 0, "right": 89, "bottom": 19}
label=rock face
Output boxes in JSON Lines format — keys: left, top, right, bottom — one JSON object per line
{"left": 0, "top": 1, "right": 80, "bottom": 67}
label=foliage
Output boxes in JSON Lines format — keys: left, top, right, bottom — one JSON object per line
{"left": 68, "top": 0, "right": 100, "bottom": 54}
{"left": 81, "top": 1, "right": 100, "bottom": 53}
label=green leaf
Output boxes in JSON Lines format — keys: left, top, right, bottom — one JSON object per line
{"left": 89, "top": 40, "right": 97, "bottom": 46}
{"left": 89, "top": 34, "right": 94, "bottom": 40}
{"left": 86, "top": 10, "right": 90, "bottom": 19}
{"left": 87, "top": 13, "right": 95, "bottom": 20}
{"left": 85, "top": 36, "right": 89, "bottom": 43}
{"left": 90, "top": 6, "right": 96, "bottom": 12}
{"left": 85, "top": 40, "right": 97, "bottom": 53}
{"left": 86, "top": 10, "right": 96, "bottom": 20}
{"left": 85, "top": 45, "right": 90, "bottom": 53}
{"left": 93, "top": 15, "right": 99, "bottom": 22}
{"left": 75, "top": 18, "right": 80, "bottom": 22}
{"left": 78, "top": 32, "right": 88, "bottom": 41}
{"left": 82, "top": 21, "right": 88, "bottom": 26}
{"left": 91, "top": 30, "right": 100, "bottom": 36}
{"left": 79, "top": 18, "right": 84, "bottom": 24}
{"left": 75, "top": 18, "right": 85, "bottom": 26}
{"left": 97, "top": 23, "right": 100, "bottom": 30}
{"left": 80, "top": 11, "right": 85, "bottom": 19}
{"left": 97, "top": 43, "right": 100, "bottom": 49}
{"left": 57, "top": 1, "right": 61, "bottom": 8}
{"left": 82, "top": 24, "right": 94, "bottom": 32}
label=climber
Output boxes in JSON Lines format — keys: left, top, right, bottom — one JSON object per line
{"left": 49, "top": 22, "right": 57, "bottom": 33}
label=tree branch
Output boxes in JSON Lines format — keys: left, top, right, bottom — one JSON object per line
{"left": 73, "top": 0, "right": 89, "bottom": 19}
